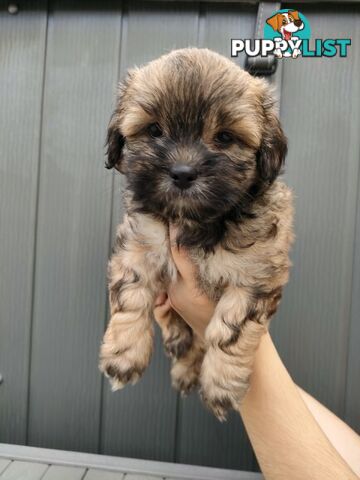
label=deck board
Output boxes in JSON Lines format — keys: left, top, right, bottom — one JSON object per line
{"left": 124, "top": 475, "right": 163, "bottom": 480}
{"left": 0, "top": 461, "right": 48, "bottom": 480}
{"left": 84, "top": 470, "right": 125, "bottom": 480}
{"left": 41, "top": 465, "right": 87, "bottom": 480}
{"left": 0, "top": 444, "right": 262, "bottom": 479}
{"left": 0, "top": 461, "right": 11, "bottom": 476}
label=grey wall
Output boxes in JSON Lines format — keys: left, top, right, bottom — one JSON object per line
{"left": 0, "top": 1, "right": 359, "bottom": 472}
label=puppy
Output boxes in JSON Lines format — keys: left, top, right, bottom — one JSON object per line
{"left": 266, "top": 10, "right": 304, "bottom": 58}
{"left": 99, "top": 48, "right": 293, "bottom": 420}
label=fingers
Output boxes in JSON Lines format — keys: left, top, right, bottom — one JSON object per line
{"left": 169, "top": 224, "right": 197, "bottom": 285}
{"left": 153, "top": 294, "right": 172, "bottom": 327}
{"left": 154, "top": 291, "right": 168, "bottom": 307}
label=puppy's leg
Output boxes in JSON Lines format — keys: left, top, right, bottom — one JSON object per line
{"left": 99, "top": 250, "right": 156, "bottom": 390}
{"left": 170, "top": 333, "right": 205, "bottom": 395}
{"left": 200, "top": 286, "right": 281, "bottom": 421}
{"left": 156, "top": 306, "right": 204, "bottom": 394}
{"left": 157, "top": 307, "right": 193, "bottom": 360}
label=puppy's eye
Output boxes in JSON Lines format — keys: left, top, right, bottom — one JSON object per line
{"left": 147, "top": 123, "right": 163, "bottom": 138}
{"left": 282, "top": 19, "right": 287, "bottom": 25}
{"left": 215, "top": 131, "right": 234, "bottom": 146}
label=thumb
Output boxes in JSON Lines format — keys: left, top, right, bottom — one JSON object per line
{"left": 169, "top": 224, "right": 197, "bottom": 285}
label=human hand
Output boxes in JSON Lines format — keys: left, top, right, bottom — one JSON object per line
{"left": 154, "top": 231, "right": 360, "bottom": 480}
{"left": 153, "top": 225, "right": 216, "bottom": 339}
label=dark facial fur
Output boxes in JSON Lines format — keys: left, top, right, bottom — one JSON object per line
{"left": 106, "top": 48, "right": 287, "bottom": 250}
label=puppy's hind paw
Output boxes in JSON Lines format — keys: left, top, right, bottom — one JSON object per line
{"left": 171, "top": 359, "right": 199, "bottom": 396}
{"left": 164, "top": 323, "right": 193, "bottom": 360}
{"left": 169, "top": 334, "right": 205, "bottom": 396}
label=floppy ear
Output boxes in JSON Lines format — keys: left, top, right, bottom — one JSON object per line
{"left": 105, "top": 114, "right": 125, "bottom": 172}
{"left": 256, "top": 105, "right": 287, "bottom": 185}
{"left": 105, "top": 70, "right": 137, "bottom": 172}
{"left": 266, "top": 13, "right": 281, "bottom": 32}
{"left": 289, "top": 10, "right": 300, "bottom": 21}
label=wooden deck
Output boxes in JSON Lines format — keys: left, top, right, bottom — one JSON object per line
{"left": 0, "top": 444, "right": 262, "bottom": 480}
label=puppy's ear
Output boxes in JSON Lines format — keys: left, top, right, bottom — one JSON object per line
{"left": 266, "top": 13, "right": 281, "bottom": 32}
{"left": 105, "top": 114, "right": 125, "bottom": 172}
{"left": 256, "top": 98, "right": 287, "bottom": 185}
{"left": 105, "top": 69, "right": 137, "bottom": 172}
{"left": 289, "top": 10, "right": 300, "bottom": 21}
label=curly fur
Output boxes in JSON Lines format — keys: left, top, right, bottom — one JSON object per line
{"left": 100, "top": 48, "right": 294, "bottom": 420}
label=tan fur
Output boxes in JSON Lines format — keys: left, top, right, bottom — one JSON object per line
{"left": 99, "top": 48, "right": 294, "bottom": 420}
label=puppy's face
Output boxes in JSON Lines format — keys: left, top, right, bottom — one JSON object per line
{"left": 106, "top": 48, "right": 287, "bottom": 223}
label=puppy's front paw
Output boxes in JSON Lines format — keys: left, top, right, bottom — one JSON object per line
{"left": 200, "top": 390, "right": 234, "bottom": 422}
{"left": 200, "top": 348, "right": 250, "bottom": 421}
{"left": 99, "top": 326, "right": 153, "bottom": 390}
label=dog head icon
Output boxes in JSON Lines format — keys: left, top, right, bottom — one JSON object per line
{"left": 266, "top": 10, "right": 304, "bottom": 41}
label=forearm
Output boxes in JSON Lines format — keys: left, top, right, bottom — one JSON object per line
{"left": 160, "top": 239, "right": 359, "bottom": 478}
{"left": 299, "top": 387, "right": 360, "bottom": 477}
{"left": 239, "top": 332, "right": 358, "bottom": 480}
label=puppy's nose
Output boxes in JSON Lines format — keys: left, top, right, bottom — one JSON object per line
{"left": 294, "top": 19, "right": 302, "bottom": 27}
{"left": 170, "top": 164, "right": 197, "bottom": 190}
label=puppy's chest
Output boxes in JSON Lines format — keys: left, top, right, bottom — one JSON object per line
{"left": 192, "top": 248, "right": 260, "bottom": 300}
{"left": 131, "top": 214, "right": 257, "bottom": 297}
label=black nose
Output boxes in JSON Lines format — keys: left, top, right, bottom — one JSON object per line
{"left": 170, "top": 164, "right": 197, "bottom": 190}
{"left": 294, "top": 19, "right": 302, "bottom": 27}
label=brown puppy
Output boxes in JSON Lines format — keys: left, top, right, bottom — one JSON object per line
{"left": 100, "top": 48, "right": 293, "bottom": 420}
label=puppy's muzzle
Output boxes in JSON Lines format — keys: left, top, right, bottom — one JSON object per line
{"left": 170, "top": 164, "right": 198, "bottom": 190}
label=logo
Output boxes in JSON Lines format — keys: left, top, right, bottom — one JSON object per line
{"left": 264, "top": 9, "right": 310, "bottom": 58}
{"left": 231, "top": 9, "right": 351, "bottom": 59}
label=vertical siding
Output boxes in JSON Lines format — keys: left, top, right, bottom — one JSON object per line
{"left": 27, "top": 0, "right": 121, "bottom": 452}
{"left": 345, "top": 5, "right": 360, "bottom": 430}
{"left": 0, "top": 0, "right": 359, "bottom": 472}
{"left": 0, "top": 0, "right": 48, "bottom": 444}
{"left": 273, "top": 4, "right": 360, "bottom": 420}
{"left": 346, "top": 163, "right": 360, "bottom": 431}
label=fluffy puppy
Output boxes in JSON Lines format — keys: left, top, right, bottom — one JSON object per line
{"left": 100, "top": 48, "right": 293, "bottom": 420}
